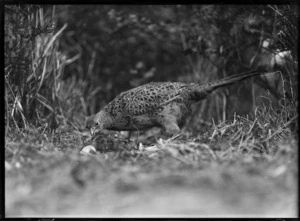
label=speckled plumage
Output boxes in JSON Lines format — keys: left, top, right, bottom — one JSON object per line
{"left": 86, "top": 71, "right": 276, "bottom": 136}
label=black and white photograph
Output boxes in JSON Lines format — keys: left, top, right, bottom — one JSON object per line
{"left": 4, "top": 4, "right": 298, "bottom": 218}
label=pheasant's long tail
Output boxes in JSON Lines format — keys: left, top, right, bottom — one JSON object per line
{"left": 191, "top": 70, "right": 280, "bottom": 101}
{"left": 204, "top": 70, "right": 279, "bottom": 92}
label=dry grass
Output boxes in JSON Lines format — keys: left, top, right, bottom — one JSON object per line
{"left": 5, "top": 104, "right": 298, "bottom": 217}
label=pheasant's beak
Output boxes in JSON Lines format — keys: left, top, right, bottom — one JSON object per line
{"left": 90, "top": 128, "right": 95, "bottom": 137}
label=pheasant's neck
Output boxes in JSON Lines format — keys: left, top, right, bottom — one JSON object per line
{"left": 96, "top": 110, "right": 113, "bottom": 129}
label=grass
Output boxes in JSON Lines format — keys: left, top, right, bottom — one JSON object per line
{"left": 5, "top": 106, "right": 298, "bottom": 217}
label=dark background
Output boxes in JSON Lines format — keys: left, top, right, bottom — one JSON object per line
{"left": 4, "top": 4, "right": 298, "bottom": 134}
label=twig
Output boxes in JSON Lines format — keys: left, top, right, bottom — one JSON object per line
{"left": 199, "top": 143, "right": 218, "bottom": 161}
{"left": 247, "top": 118, "right": 258, "bottom": 135}
{"left": 43, "top": 23, "right": 67, "bottom": 57}
{"left": 262, "top": 114, "right": 298, "bottom": 142}
{"left": 166, "top": 133, "right": 182, "bottom": 142}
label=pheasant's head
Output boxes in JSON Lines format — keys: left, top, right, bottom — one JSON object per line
{"left": 86, "top": 110, "right": 111, "bottom": 137}
{"left": 86, "top": 116, "right": 105, "bottom": 137}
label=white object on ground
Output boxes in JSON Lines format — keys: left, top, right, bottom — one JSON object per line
{"left": 80, "top": 145, "right": 97, "bottom": 155}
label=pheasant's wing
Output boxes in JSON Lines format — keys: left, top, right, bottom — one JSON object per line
{"left": 105, "top": 82, "right": 187, "bottom": 116}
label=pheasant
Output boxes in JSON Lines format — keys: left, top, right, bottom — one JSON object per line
{"left": 86, "top": 70, "right": 278, "bottom": 137}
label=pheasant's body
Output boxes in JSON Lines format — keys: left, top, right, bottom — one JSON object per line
{"left": 86, "top": 71, "right": 277, "bottom": 136}
{"left": 103, "top": 82, "right": 194, "bottom": 132}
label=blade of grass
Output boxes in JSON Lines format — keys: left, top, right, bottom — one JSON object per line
{"left": 43, "top": 24, "right": 67, "bottom": 57}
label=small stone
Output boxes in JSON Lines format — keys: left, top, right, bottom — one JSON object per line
{"left": 15, "top": 162, "right": 21, "bottom": 168}
{"left": 80, "top": 145, "right": 97, "bottom": 155}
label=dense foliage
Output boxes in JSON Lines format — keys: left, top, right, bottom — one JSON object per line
{"left": 5, "top": 4, "right": 298, "bottom": 134}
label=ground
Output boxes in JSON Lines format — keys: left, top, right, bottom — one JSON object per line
{"left": 5, "top": 115, "right": 298, "bottom": 218}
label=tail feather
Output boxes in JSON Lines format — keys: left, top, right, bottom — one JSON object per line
{"left": 204, "top": 70, "right": 279, "bottom": 92}
{"left": 190, "top": 70, "right": 279, "bottom": 101}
